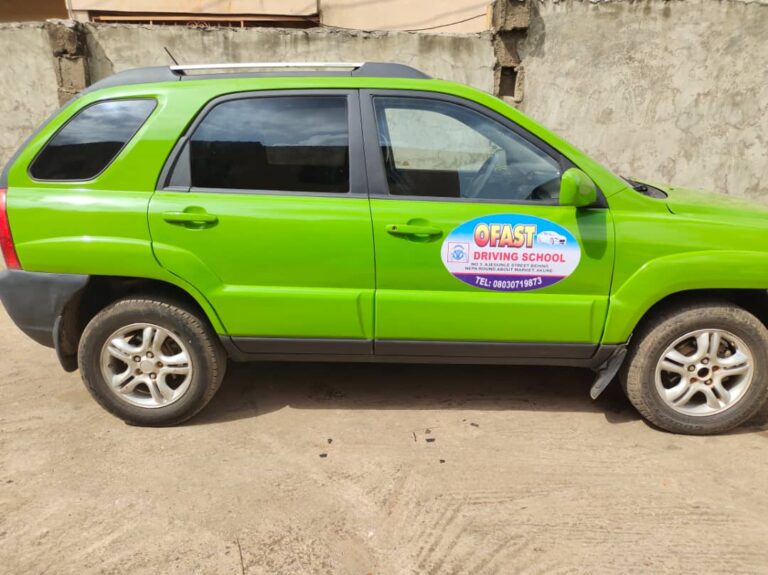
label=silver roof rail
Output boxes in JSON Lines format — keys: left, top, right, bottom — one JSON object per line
{"left": 85, "top": 62, "right": 431, "bottom": 93}
{"left": 170, "top": 62, "right": 365, "bottom": 73}
{"left": 168, "top": 61, "right": 430, "bottom": 79}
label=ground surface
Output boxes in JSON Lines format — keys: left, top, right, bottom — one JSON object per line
{"left": 1, "top": 307, "right": 767, "bottom": 575}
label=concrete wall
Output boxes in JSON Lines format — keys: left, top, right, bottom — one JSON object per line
{"left": 84, "top": 24, "right": 495, "bottom": 90}
{"left": 0, "top": 23, "right": 494, "bottom": 168}
{"left": 2, "top": 2, "right": 768, "bottom": 203}
{"left": 0, "top": 23, "right": 61, "bottom": 167}
{"left": 519, "top": 0, "right": 768, "bottom": 199}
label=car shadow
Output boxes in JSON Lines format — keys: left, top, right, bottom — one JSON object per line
{"left": 190, "top": 361, "right": 641, "bottom": 427}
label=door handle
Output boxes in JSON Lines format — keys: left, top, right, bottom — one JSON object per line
{"left": 162, "top": 211, "right": 218, "bottom": 225}
{"left": 385, "top": 224, "right": 442, "bottom": 237}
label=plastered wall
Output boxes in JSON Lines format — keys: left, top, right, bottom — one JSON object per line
{"left": 2, "top": 1, "right": 767, "bottom": 201}
{"left": 519, "top": 0, "right": 768, "bottom": 198}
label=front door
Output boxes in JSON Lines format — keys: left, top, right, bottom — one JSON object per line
{"left": 149, "top": 90, "right": 375, "bottom": 353}
{"left": 361, "top": 91, "right": 614, "bottom": 359}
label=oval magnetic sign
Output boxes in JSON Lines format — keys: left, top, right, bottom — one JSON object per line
{"left": 441, "top": 214, "right": 581, "bottom": 292}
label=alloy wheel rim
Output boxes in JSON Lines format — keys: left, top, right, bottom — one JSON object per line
{"left": 655, "top": 328, "right": 754, "bottom": 417}
{"left": 100, "top": 322, "right": 193, "bottom": 409}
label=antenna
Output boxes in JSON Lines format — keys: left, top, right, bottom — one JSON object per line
{"left": 163, "top": 47, "right": 179, "bottom": 66}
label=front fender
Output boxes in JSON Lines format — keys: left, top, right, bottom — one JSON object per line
{"left": 603, "top": 250, "right": 768, "bottom": 343}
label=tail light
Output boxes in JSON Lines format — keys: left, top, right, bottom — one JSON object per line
{"left": 0, "top": 188, "right": 21, "bottom": 269}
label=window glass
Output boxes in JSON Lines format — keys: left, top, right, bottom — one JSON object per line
{"left": 373, "top": 97, "right": 562, "bottom": 201}
{"left": 190, "top": 96, "right": 349, "bottom": 193}
{"left": 30, "top": 99, "right": 156, "bottom": 181}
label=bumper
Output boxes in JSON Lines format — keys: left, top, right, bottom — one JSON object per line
{"left": 0, "top": 269, "right": 88, "bottom": 348}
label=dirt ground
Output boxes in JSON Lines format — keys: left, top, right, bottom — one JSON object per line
{"left": 1, "top": 307, "right": 767, "bottom": 575}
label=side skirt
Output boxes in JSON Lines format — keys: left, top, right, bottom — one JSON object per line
{"left": 222, "top": 337, "right": 620, "bottom": 370}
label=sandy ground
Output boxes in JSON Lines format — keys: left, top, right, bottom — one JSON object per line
{"left": 1, "top": 307, "right": 768, "bottom": 575}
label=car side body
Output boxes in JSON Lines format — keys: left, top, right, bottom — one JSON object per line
{"left": 1, "top": 62, "right": 767, "bottom": 432}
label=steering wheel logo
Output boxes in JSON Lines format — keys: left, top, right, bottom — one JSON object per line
{"left": 448, "top": 242, "right": 470, "bottom": 263}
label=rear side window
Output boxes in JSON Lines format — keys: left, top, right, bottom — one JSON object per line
{"left": 189, "top": 96, "right": 349, "bottom": 193}
{"left": 29, "top": 99, "right": 156, "bottom": 181}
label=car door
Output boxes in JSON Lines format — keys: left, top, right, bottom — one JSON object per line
{"left": 148, "top": 90, "right": 375, "bottom": 354}
{"left": 361, "top": 90, "right": 615, "bottom": 360}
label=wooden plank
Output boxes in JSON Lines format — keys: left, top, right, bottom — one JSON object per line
{"left": 91, "top": 13, "right": 317, "bottom": 23}
{"left": 71, "top": 0, "right": 318, "bottom": 16}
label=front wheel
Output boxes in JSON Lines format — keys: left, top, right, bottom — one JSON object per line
{"left": 78, "top": 297, "right": 227, "bottom": 426}
{"left": 621, "top": 302, "right": 768, "bottom": 435}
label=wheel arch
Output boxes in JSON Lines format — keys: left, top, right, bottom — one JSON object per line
{"left": 603, "top": 250, "right": 768, "bottom": 344}
{"left": 56, "top": 275, "right": 225, "bottom": 371}
{"left": 620, "top": 289, "right": 768, "bottom": 346}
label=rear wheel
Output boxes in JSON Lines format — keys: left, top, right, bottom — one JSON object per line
{"left": 78, "top": 297, "right": 226, "bottom": 426}
{"left": 621, "top": 302, "right": 768, "bottom": 434}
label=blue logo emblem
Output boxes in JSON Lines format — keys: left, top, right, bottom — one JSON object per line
{"left": 447, "top": 242, "right": 470, "bottom": 263}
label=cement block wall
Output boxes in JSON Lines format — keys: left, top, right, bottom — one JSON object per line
{"left": 1, "top": 2, "right": 767, "bottom": 201}
{"left": 0, "top": 23, "right": 495, "bottom": 169}
{"left": 84, "top": 24, "right": 495, "bottom": 90}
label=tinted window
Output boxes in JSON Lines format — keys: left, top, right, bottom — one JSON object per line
{"left": 374, "top": 97, "right": 562, "bottom": 201}
{"left": 190, "top": 96, "right": 349, "bottom": 193}
{"left": 30, "top": 99, "right": 155, "bottom": 181}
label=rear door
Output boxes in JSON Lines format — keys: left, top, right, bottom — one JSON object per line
{"left": 149, "top": 90, "right": 375, "bottom": 354}
{"left": 362, "top": 90, "right": 615, "bottom": 360}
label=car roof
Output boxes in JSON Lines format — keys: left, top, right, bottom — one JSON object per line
{"left": 84, "top": 62, "right": 431, "bottom": 94}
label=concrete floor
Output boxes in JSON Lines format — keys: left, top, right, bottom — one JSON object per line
{"left": 1, "top": 307, "right": 767, "bottom": 574}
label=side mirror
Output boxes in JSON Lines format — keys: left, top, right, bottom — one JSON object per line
{"left": 559, "top": 168, "right": 597, "bottom": 208}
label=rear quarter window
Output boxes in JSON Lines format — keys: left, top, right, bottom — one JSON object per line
{"left": 29, "top": 98, "right": 156, "bottom": 181}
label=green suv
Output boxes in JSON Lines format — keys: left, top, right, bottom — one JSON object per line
{"left": 1, "top": 62, "right": 766, "bottom": 434}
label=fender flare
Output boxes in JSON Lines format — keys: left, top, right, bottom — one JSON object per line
{"left": 603, "top": 250, "right": 768, "bottom": 343}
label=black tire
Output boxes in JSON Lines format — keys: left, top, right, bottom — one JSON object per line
{"left": 78, "top": 297, "right": 227, "bottom": 426}
{"left": 621, "top": 301, "right": 768, "bottom": 435}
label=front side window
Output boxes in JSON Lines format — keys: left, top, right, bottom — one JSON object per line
{"left": 373, "top": 97, "right": 562, "bottom": 201}
{"left": 30, "top": 99, "right": 156, "bottom": 181}
{"left": 190, "top": 96, "right": 349, "bottom": 193}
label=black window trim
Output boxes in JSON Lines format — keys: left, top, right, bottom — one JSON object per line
{"left": 360, "top": 89, "right": 607, "bottom": 208}
{"left": 157, "top": 89, "right": 367, "bottom": 197}
{"left": 27, "top": 97, "right": 158, "bottom": 184}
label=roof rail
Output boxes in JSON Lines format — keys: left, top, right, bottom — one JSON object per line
{"left": 169, "top": 61, "right": 430, "bottom": 79}
{"left": 170, "top": 62, "right": 365, "bottom": 73}
{"left": 84, "top": 61, "right": 431, "bottom": 93}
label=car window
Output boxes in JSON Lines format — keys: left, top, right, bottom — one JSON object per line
{"left": 373, "top": 97, "right": 562, "bottom": 201}
{"left": 190, "top": 96, "right": 349, "bottom": 193}
{"left": 29, "top": 99, "right": 155, "bottom": 181}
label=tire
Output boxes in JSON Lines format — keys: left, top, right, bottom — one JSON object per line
{"left": 78, "top": 297, "right": 227, "bottom": 426}
{"left": 621, "top": 301, "right": 768, "bottom": 435}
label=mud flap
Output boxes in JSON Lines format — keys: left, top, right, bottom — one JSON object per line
{"left": 53, "top": 315, "right": 79, "bottom": 372}
{"left": 590, "top": 346, "right": 627, "bottom": 400}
